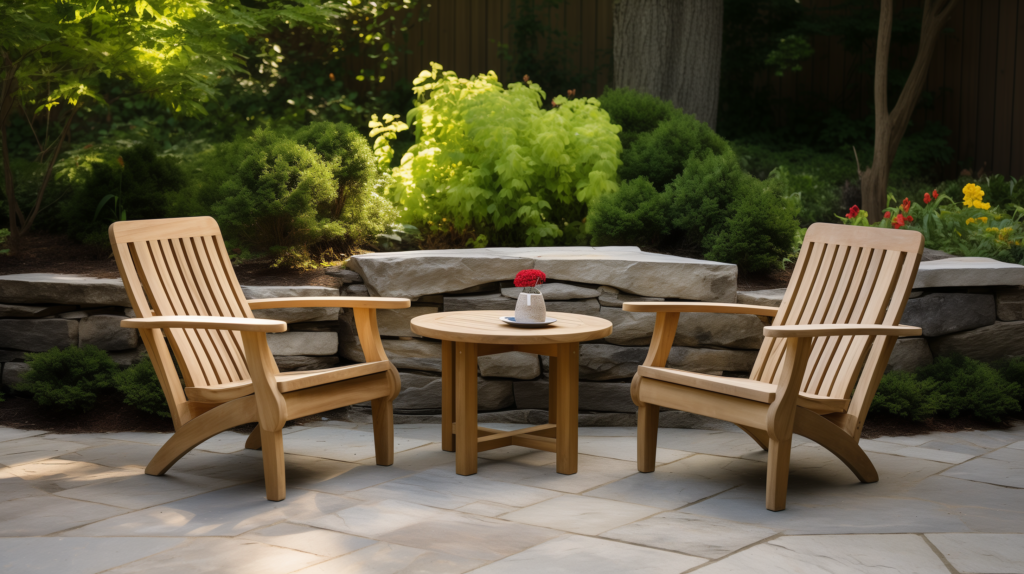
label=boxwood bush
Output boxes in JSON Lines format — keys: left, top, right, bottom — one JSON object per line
{"left": 16, "top": 345, "right": 120, "bottom": 413}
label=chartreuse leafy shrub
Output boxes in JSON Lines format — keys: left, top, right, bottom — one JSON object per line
{"left": 591, "top": 152, "right": 798, "bottom": 273}
{"left": 377, "top": 63, "right": 622, "bottom": 247}
{"left": 209, "top": 121, "right": 396, "bottom": 267}
{"left": 16, "top": 346, "right": 120, "bottom": 413}
{"left": 61, "top": 145, "right": 186, "bottom": 246}
{"left": 113, "top": 358, "right": 169, "bottom": 418}
{"left": 768, "top": 166, "right": 843, "bottom": 226}
{"left": 871, "top": 355, "right": 1023, "bottom": 423}
{"left": 597, "top": 88, "right": 675, "bottom": 151}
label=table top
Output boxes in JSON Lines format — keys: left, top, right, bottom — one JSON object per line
{"left": 410, "top": 310, "right": 613, "bottom": 345}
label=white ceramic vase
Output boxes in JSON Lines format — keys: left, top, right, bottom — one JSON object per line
{"left": 515, "top": 291, "right": 546, "bottom": 323}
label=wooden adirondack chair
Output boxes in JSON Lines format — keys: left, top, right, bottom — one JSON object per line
{"left": 626, "top": 223, "right": 924, "bottom": 511}
{"left": 109, "top": 217, "right": 409, "bottom": 501}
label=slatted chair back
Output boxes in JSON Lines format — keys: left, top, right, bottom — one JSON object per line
{"left": 109, "top": 217, "right": 257, "bottom": 391}
{"left": 750, "top": 223, "right": 923, "bottom": 419}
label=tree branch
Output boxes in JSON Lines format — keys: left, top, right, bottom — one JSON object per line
{"left": 23, "top": 104, "right": 79, "bottom": 233}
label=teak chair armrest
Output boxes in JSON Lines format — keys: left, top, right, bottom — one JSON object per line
{"left": 764, "top": 324, "right": 922, "bottom": 338}
{"left": 622, "top": 302, "right": 778, "bottom": 317}
{"left": 247, "top": 297, "right": 411, "bottom": 310}
{"left": 122, "top": 316, "right": 288, "bottom": 333}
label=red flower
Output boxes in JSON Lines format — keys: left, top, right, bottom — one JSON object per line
{"left": 901, "top": 198, "right": 911, "bottom": 213}
{"left": 923, "top": 192, "right": 932, "bottom": 204}
{"left": 932, "top": 189, "right": 939, "bottom": 199}
{"left": 846, "top": 205, "right": 860, "bottom": 219}
{"left": 884, "top": 212, "right": 892, "bottom": 219}
{"left": 514, "top": 269, "right": 546, "bottom": 288}
{"left": 894, "top": 213, "right": 905, "bottom": 229}
{"left": 907, "top": 215, "right": 914, "bottom": 222}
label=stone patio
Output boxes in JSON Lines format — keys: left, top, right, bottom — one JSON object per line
{"left": 1, "top": 422, "right": 1023, "bottom": 574}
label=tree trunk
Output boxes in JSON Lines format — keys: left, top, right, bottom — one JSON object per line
{"left": 613, "top": 0, "right": 724, "bottom": 130}
{"left": 860, "top": 0, "right": 959, "bottom": 222}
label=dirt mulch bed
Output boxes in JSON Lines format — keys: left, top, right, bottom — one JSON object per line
{"left": 859, "top": 414, "right": 1014, "bottom": 439}
{"left": 0, "top": 394, "right": 174, "bottom": 434}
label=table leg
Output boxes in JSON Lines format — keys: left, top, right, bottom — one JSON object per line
{"left": 547, "top": 355, "right": 559, "bottom": 425}
{"left": 554, "top": 342, "right": 579, "bottom": 474}
{"left": 441, "top": 340, "right": 456, "bottom": 452}
{"left": 455, "top": 341, "right": 479, "bottom": 475}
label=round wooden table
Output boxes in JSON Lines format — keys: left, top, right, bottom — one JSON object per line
{"left": 410, "top": 310, "right": 613, "bottom": 476}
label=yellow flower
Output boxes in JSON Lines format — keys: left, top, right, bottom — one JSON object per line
{"left": 980, "top": 217, "right": 988, "bottom": 223}
{"left": 966, "top": 218, "right": 976, "bottom": 225}
{"left": 986, "top": 227, "right": 999, "bottom": 233}
{"left": 962, "top": 183, "right": 991, "bottom": 210}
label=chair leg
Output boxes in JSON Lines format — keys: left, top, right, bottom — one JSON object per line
{"left": 637, "top": 403, "right": 659, "bottom": 473}
{"left": 766, "top": 437, "right": 792, "bottom": 511}
{"left": 245, "top": 426, "right": 262, "bottom": 450}
{"left": 795, "top": 409, "right": 878, "bottom": 483}
{"left": 261, "top": 428, "right": 286, "bottom": 502}
{"left": 371, "top": 397, "right": 394, "bottom": 466}
{"left": 146, "top": 397, "right": 257, "bottom": 476}
{"left": 738, "top": 424, "right": 770, "bottom": 451}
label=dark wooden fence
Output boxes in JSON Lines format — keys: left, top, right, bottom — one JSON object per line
{"left": 376, "top": 0, "right": 1022, "bottom": 177}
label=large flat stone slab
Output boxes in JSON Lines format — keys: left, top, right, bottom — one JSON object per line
{"left": 914, "top": 257, "right": 1024, "bottom": 289}
{"left": 601, "top": 511, "right": 776, "bottom": 559}
{"left": 543, "top": 344, "right": 757, "bottom": 380}
{"left": 736, "top": 288, "right": 787, "bottom": 307}
{"left": 929, "top": 320, "right": 1024, "bottom": 362}
{"left": 514, "top": 380, "right": 635, "bottom": 412}
{"left": 697, "top": 534, "right": 949, "bottom": 574}
{"left": 0, "top": 273, "right": 130, "bottom": 306}
{"left": 501, "top": 282, "right": 601, "bottom": 300}
{"left": 599, "top": 306, "right": 764, "bottom": 348}
{"left": 242, "top": 285, "right": 341, "bottom": 323}
{"left": 473, "top": 535, "right": 705, "bottom": 574}
{"left": 267, "top": 331, "right": 338, "bottom": 356}
{"left": 79, "top": 314, "right": 139, "bottom": 351}
{"left": 902, "top": 292, "right": 996, "bottom": 336}
{"left": 0, "top": 536, "right": 185, "bottom": 574}
{"left": 348, "top": 246, "right": 737, "bottom": 302}
{"left": 0, "top": 318, "right": 79, "bottom": 351}
{"left": 996, "top": 286, "right": 1024, "bottom": 321}
{"left": 886, "top": 337, "right": 933, "bottom": 373}
{"left": 926, "top": 533, "right": 1024, "bottom": 573}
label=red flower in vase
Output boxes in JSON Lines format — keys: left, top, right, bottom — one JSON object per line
{"left": 514, "top": 270, "right": 546, "bottom": 289}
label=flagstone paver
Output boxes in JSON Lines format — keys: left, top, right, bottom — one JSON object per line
{"left": 926, "top": 533, "right": 1024, "bottom": 573}
{"left": 695, "top": 534, "right": 949, "bottom": 573}
{"left": 0, "top": 537, "right": 185, "bottom": 574}
{"left": 0, "top": 422, "right": 1021, "bottom": 573}
{"left": 473, "top": 534, "right": 706, "bottom": 574}
{"left": 600, "top": 511, "right": 777, "bottom": 559}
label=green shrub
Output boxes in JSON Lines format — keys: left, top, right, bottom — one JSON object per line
{"left": 61, "top": 145, "right": 185, "bottom": 246}
{"left": 704, "top": 177, "right": 800, "bottom": 273}
{"left": 597, "top": 87, "right": 676, "bottom": 151}
{"left": 591, "top": 152, "right": 798, "bottom": 273}
{"left": 586, "top": 177, "right": 671, "bottom": 246}
{"left": 871, "top": 371, "right": 942, "bottom": 421}
{"left": 17, "top": 346, "right": 120, "bottom": 413}
{"left": 619, "top": 111, "right": 733, "bottom": 191}
{"left": 379, "top": 63, "right": 622, "bottom": 247}
{"left": 211, "top": 120, "right": 397, "bottom": 266}
{"left": 768, "top": 165, "right": 843, "bottom": 225}
{"left": 871, "top": 355, "right": 1023, "bottom": 423}
{"left": 916, "top": 355, "right": 1022, "bottom": 423}
{"left": 113, "top": 357, "right": 169, "bottom": 418}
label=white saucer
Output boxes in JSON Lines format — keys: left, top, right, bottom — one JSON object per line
{"left": 500, "top": 316, "right": 558, "bottom": 328}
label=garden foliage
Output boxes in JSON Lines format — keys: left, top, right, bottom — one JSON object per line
{"left": 841, "top": 181, "right": 1024, "bottom": 265}
{"left": 16, "top": 346, "right": 120, "bottom": 413}
{"left": 872, "top": 355, "right": 1024, "bottom": 423}
{"left": 378, "top": 63, "right": 622, "bottom": 247}
{"left": 597, "top": 88, "right": 676, "bottom": 151}
{"left": 202, "top": 121, "right": 396, "bottom": 266}
{"left": 113, "top": 358, "right": 169, "bottom": 418}
{"left": 61, "top": 145, "right": 186, "bottom": 246}
{"left": 588, "top": 87, "right": 797, "bottom": 272}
